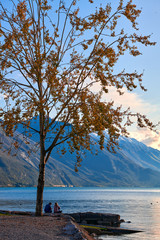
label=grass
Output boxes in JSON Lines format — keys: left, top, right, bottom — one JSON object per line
{"left": 0, "top": 212, "right": 11, "bottom": 216}
{"left": 80, "top": 225, "right": 107, "bottom": 230}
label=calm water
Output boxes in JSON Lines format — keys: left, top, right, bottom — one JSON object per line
{"left": 0, "top": 187, "right": 160, "bottom": 240}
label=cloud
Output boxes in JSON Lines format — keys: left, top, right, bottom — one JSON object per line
{"left": 130, "top": 128, "right": 160, "bottom": 150}
{"left": 90, "top": 83, "right": 160, "bottom": 150}
{"left": 91, "top": 82, "right": 158, "bottom": 118}
{"left": 104, "top": 87, "right": 157, "bottom": 115}
{"left": 106, "top": 88, "right": 160, "bottom": 149}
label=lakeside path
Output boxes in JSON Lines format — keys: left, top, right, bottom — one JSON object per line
{"left": 0, "top": 214, "right": 95, "bottom": 240}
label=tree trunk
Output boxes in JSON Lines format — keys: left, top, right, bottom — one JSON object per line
{"left": 35, "top": 154, "right": 45, "bottom": 216}
{"left": 35, "top": 108, "right": 46, "bottom": 216}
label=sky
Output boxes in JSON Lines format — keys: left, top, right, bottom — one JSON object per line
{"left": 91, "top": 0, "right": 160, "bottom": 150}
{"left": 78, "top": 0, "right": 160, "bottom": 150}
{"left": 0, "top": 0, "right": 160, "bottom": 150}
{"left": 112, "top": 0, "right": 160, "bottom": 150}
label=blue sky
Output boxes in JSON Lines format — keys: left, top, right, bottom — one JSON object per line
{"left": 0, "top": 0, "right": 160, "bottom": 149}
{"left": 116, "top": 0, "right": 160, "bottom": 150}
{"left": 81, "top": 0, "right": 160, "bottom": 149}
{"left": 116, "top": 0, "right": 160, "bottom": 149}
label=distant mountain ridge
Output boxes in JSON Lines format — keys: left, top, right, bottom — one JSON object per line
{"left": 119, "top": 136, "right": 160, "bottom": 172}
{"left": 1, "top": 117, "right": 160, "bottom": 187}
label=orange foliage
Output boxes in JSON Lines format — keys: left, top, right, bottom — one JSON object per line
{"left": 0, "top": 0, "right": 156, "bottom": 165}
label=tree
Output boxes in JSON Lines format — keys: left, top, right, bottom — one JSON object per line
{"left": 0, "top": 0, "right": 156, "bottom": 215}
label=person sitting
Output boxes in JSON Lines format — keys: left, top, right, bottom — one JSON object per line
{"left": 44, "top": 202, "right": 52, "bottom": 213}
{"left": 54, "top": 202, "right": 62, "bottom": 213}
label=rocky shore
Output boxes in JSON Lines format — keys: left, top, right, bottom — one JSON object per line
{"left": 0, "top": 211, "right": 95, "bottom": 240}
{"left": 0, "top": 210, "right": 142, "bottom": 239}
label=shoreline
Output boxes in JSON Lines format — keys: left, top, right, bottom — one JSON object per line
{"left": 0, "top": 211, "right": 95, "bottom": 240}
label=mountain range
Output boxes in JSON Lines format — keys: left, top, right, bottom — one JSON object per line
{"left": 0, "top": 117, "right": 160, "bottom": 187}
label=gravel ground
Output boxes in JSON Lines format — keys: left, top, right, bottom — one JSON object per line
{"left": 0, "top": 214, "right": 95, "bottom": 240}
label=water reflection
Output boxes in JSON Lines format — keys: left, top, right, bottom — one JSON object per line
{"left": 1, "top": 188, "right": 160, "bottom": 240}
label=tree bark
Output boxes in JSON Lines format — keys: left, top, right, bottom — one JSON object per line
{"left": 35, "top": 156, "right": 45, "bottom": 216}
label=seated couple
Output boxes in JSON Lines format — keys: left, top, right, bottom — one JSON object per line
{"left": 44, "top": 202, "right": 62, "bottom": 213}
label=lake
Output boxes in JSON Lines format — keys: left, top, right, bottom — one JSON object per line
{"left": 0, "top": 187, "right": 160, "bottom": 240}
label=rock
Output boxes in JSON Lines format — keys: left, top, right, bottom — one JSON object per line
{"left": 68, "top": 212, "right": 120, "bottom": 226}
{"left": 63, "top": 220, "right": 89, "bottom": 240}
{"left": 64, "top": 222, "right": 78, "bottom": 235}
{"left": 120, "top": 219, "right": 125, "bottom": 223}
{"left": 81, "top": 225, "right": 143, "bottom": 236}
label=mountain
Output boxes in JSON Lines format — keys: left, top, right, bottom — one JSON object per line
{"left": 119, "top": 136, "right": 160, "bottom": 172}
{"left": 1, "top": 118, "right": 160, "bottom": 187}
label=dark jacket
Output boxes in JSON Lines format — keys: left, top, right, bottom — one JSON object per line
{"left": 44, "top": 203, "right": 52, "bottom": 213}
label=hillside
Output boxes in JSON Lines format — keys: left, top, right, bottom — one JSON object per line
{"left": 1, "top": 120, "right": 160, "bottom": 187}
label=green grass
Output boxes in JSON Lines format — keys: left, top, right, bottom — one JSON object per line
{"left": 0, "top": 212, "right": 11, "bottom": 216}
{"left": 80, "top": 225, "right": 107, "bottom": 230}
